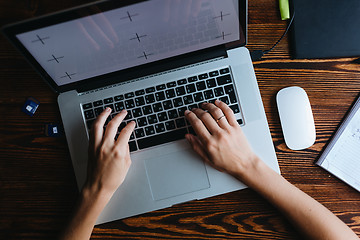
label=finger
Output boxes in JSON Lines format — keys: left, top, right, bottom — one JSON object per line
{"left": 215, "top": 100, "right": 239, "bottom": 127}
{"left": 191, "top": 108, "right": 221, "bottom": 134}
{"left": 92, "top": 107, "right": 112, "bottom": 149}
{"left": 185, "top": 110, "right": 211, "bottom": 142}
{"left": 201, "top": 102, "right": 230, "bottom": 129}
{"left": 116, "top": 121, "right": 136, "bottom": 146}
{"left": 103, "top": 110, "right": 128, "bottom": 142}
{"left": 185, "top": 134, "right": 210, "bottom": 162}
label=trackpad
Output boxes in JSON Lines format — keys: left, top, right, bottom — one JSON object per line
{"left": 144, "top": 150, "right": 210, "bottom": 201}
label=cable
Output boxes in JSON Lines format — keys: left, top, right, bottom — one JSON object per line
{"left": 250, "top": 11, "right": 295, "bottom": 61}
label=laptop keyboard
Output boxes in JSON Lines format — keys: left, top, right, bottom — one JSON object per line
{"left": 82, "top": 67, "right": 244, "bottom": 152}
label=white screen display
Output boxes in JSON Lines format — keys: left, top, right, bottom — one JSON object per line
{"left": 16, "top": 0, "right": 239, "bottom": 86}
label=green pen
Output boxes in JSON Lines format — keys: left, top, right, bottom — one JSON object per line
{"left": 279, "top": 0, "right": 290, "bottom": 20}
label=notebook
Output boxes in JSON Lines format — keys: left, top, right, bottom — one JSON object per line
{"left": 290, "top": 0, "right": 360, "bottom": 59}
{"left": 2, "top": 0, "right": 280, "bottom": 224}
{"left": 317, "top": 95, "right": 360, "bottom": 192}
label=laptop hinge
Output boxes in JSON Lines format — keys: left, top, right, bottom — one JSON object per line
{"left": 76, "top": 45, "right": 227, "bottom": 93}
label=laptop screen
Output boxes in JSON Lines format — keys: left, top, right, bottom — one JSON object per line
{"left": 4, "top": 0, "right": 246, "bottom": 92}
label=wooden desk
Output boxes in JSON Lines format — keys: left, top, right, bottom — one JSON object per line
{"left": 0, "top": 0, "right": 359, "bottom": 239}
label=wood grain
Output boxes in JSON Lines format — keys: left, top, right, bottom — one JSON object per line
{"left": 0, "top": 0, "right": 359, "bottom": 239}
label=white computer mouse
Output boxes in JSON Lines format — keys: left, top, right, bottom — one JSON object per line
{"left": 276, "top": 86, "right": 316, "bottom": 150}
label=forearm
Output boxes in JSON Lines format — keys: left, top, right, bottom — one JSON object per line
{"left": 59, "top": 186, "right": 112, "bottom": 240}
{"left": 235, "top": 157, "right": 358, "bottom": 240}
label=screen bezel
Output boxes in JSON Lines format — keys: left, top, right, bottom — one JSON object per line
{"left": 2, "top": 0, "right": 247, "bottom": 93}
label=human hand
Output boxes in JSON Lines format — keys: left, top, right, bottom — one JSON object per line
{"left": 184, "top": 100, "right": 260, "bottom": 178}
{"left": 85, "top": 107, "right": 136, "bottom": 197}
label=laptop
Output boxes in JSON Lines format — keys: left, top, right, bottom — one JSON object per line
{"left": 2, "top": 0, "right": 279, "bottom": 224}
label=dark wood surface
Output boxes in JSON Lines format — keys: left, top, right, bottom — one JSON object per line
{"left": 1, "top": 1, "right": 359, "bottom": 239}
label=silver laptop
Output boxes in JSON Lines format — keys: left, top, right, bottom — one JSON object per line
{"left": 3, "top": 0, "right": 279, "bottom": 224}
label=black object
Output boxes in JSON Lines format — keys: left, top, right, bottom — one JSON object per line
{"left": 290, "top": 0, "right": 360, "bottom": 59}
{"left": 250, "top": 10, "right": 295, "bottom": 61}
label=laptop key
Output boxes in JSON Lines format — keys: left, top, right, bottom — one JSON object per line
{"left": 83, "top": 103, "right": 92, "bottom": 110}
{"left": 157, "top": 112, "right": 168, "bottom": 122}
{"left": 186, "top": 83, "right": 196, "bottom": 93}
{"left": 145, "top": 87, "right": 155, "bottom": 93}
{"left": 204, "top": 89, "right": 214, "bottom": 99}
{"left": 155, "top": 123, "right": 166, "bottom": 133}
{"left": 188, "top": 104, "right": 198, "bottom": 110}
{"left": 137, "top": 117, "right": 148, "bottom": 127}
{"left": 137, "top": 128, "right": 188, "bottom": 150}
{"left": 219, "top": 96, "right": 230, "bottom": 105}
{"left": 152, "top": 102, "right": 163, "bottom": 112}
{"left": 155, "top": 91, "right": 166, "bottom": 101}
{"left": 135, "top": 89, "right": 145, "bottom": 96}
{"left": 125, "top": 92, "right": 135, "bottom": 99}
{"left": 206, "top": 78, "right": 216, "bottom": 88}
{"left": 229, "top": 104, "right": 240, "bottom": 114}
{"left": 94, "top": 107, "right": 103, "bottom": 117}
{"left": 214, "top": 87, "right": 225, "bottom": 97}
{"left": 163, "top": 100, "right": 173, "bottom": 110}
{"left": 86, "top": 119, "right": 94, "bottom": 130}
{"left": 132, "top": 108, "right": 143, "bottom": 118}
{"left": 156, "top": 84, "right": 166, "bottom": 90}
{"left": 142, "top": 105, "right": 153, "bottom": 115}
{"left": 198, "top": 73, "right": 208, "bottom": 80}
{"left": 175, "top": 117, "right": 186, "bottom": 128}
{"left": 114, "top": 95, "right": 124, "bottom": 101}
{"left": 173, "top": 97, "right": 184, "bottom": 107}
{"left": 145, "top": 94, "right": 155, "bottom": 104}
{"left": 145, "top": 126, "right": 156, "bottom": 136}
{"left": 183, "top": 95, "right": 194, "bottom": 105}
{"left": 209, "top": 70, "right": 219, "bottom": 77}
{"left": 216, "top": 74, "right": 232, "bottom": 85}
{"left": 147, "top": 114, "right": 158, "bottom": 124}
{"left": 165, "top": 89, "right": 176, "bottom": 98}
{"left": 175, "top": 86, "right": 186, "bottom": 96}
{"left": 125, "top": 99, "right": 135, "bottom": 109}
{"left": 196, "top": 81, "right": 206, "bottom": 91}
{"left": 129, "top": 141, "right": 138, "bottom": 152}
{"left": 135, "top": 96, "right": 145, "bottom": 106}
{"left": 177, "top": 79, "right": 187, "bottom": 85}
{"left": 124, "top": 111, "right": 132, "bottom": 120}
{"left": 84, "top": 109, "right": 94, "bottom": 120}
{"left": 188, "top": 76, "right": 198, "bottom": 82}
{"left": 165, "top": 120, "right": 176, "bottom": 130}
{"left": 167, "top": 109, "right": 178, "bottom": 119}
{"left": 166, "top": 81, "right": 176, "bottom": 88}
{"left": 93, "top": 100, "right": 103, "bottom": 107}
{"left": 193, "top": 92, "right": 204, "bottom": 102}
{"left": 104, "top": 97, "right": 114, "bottom": 104}
{"left": 178, "top": 107, "right": 187, "bottom": 116}
{"left": 220, "top": 68, "right": 230, "bottom": 74}
{"left": 135, "top": 128, "right": 145, "bottom": 138}
{"left": 115, "top": 102, "right": 125, "bottom": 112}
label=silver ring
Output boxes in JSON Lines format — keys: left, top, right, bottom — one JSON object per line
{"left": 216, "top": 115, "right": 225, "bottom": 123}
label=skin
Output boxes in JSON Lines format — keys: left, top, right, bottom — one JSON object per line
{"left": 60, "top": 101, "right": 359, "bottom": 240}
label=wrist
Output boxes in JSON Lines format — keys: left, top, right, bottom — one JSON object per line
{"left": 81, "top": 183, "right": 113, "bottom": 208}
{"left": 232, "top": 155, "right": 270, "bottom": 186}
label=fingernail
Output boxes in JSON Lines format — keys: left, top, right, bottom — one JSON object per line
{"left": 106, "top": 107, "right": 111, "bottom": 112}
{"left": 184, "top": 110, "right": 190, "bottom": 115}
{"left": 215, "top": 99, "right": 220, "bottom": 103}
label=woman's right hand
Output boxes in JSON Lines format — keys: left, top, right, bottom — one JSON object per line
{"left": 184, "top": 100, "right": 260, "bottom": 179}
